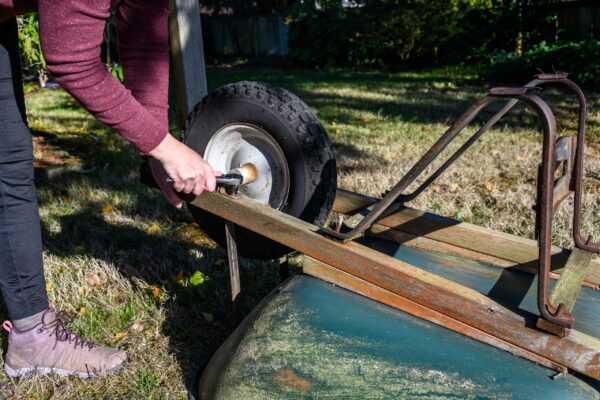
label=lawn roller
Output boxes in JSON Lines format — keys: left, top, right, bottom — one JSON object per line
{"left": 146, "top": 3, "right": 600, "bottom": 397}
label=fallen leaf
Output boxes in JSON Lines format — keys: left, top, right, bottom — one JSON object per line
{"left": 189, "top": 271, "right": 205, "bottom": 286}
{"left": 46, "top": 283, "right": 52, "bottom": 292}
{"left": 84, "top": 273, "right": 103, "bottom": 287}
{"left": 79, "top": 307, "right": 86, "bottom": 315}
{"left": 449, "top": 183, "right": 459, "bottom": 193}
{"left": 150, "top": 286, "right": 162, "bottom": 299}
{"left": 273, "top": 368, "right": 312, "bottom": 393}
{"left": 75, "top": 245, "right": 86, "bottom": 254}
{"left": 112, "top": 332, "right": 127, "bottom": 343}
{"left": 484, "top": 182, "right": 495, "bottom": 192}
{"left": 130, "top": 323, "right": 144, "bottom": 333}
{"left": 101, "top": 204, "right": 113, "bottom": 213}
{"left": 147, "top": 223, "right": 160, "bottom": 234}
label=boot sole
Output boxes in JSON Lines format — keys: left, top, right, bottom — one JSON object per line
{"left": 4, "top": 359, "right": 127, "bottom": 379}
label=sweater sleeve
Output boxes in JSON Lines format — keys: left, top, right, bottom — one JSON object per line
{"left": 117, "top": 0, "right": 170, "bottom": 135}
{"left": 38, "top": 0, "right": 169, "bottom": 154}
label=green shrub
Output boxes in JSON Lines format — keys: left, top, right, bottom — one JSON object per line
{"left": 480, "top": 40, "right": 600, "bottom": 86}
{"left": 17, "top": 12, "right": 122, "bottom": 87}
{"left": 17, "top": 14, "right": 47, "bottom": 87}
{"left": 286, "top": 0, "right": 521, "bottom": 70}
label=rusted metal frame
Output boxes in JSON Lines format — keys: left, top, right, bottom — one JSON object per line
{"left": 321, "top": 96, "right": 501, "bottom": 242}
{"left": 396, "top": 77, "right": 550, "bottom": 206}
{"left": 322, "top": 87, "right": 572, "bottom": 326}
{"left": 324, "top": 75, "right": 599, "bottom": 257}
{"left": 533, "top": 76, "right": 600, "bottom": 254}
{"left": 500, "top": 93, "right": 574, "bottom": 328}
{"left": 189, "top": 192, "right": 600, "bottom": 380}
{"left": 323, "top": 76, "right": 594, "bottom": 328}
{"left": 504, "top": 76, "right": 599, "bottom": 253}
{"left": 395, "top": 98, "right": 519, "bottom": 204}
{"left": 303, "top": 257, "right": 569, "bottom": 374}
{"left": 501, "top": 76, "right": 600, "bottom": 329}
{"left": 552, "top": 136, "right": 577, "bottom": 214}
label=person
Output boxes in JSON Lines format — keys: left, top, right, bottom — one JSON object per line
{"left": 0, "top": 0, "right": 218, "bottom": 377}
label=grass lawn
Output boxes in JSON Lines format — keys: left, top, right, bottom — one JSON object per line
{"left": 1, "top": 66, "right": 599, "bottom": 399}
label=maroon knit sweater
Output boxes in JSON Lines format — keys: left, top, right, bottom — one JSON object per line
{"left": 0, "top": 0, "right": 169, "bottom": 154}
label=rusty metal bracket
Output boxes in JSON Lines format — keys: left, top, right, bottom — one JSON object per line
{"left": 320, "top": 75, "right": 600, "bottom": 330}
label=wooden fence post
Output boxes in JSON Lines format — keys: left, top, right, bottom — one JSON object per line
{"left": 169, "top": 0, "right": 208, "bottom": 127}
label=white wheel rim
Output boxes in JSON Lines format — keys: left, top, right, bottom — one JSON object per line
{"left": 203, "top": 123, "right": 291, "bottom": 209}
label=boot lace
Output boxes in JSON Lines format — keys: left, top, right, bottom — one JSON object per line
{"left": 39, "top": 311, "right": 96, "bottom": 351}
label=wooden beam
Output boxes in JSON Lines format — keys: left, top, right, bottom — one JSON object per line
{"left": 169, "top": 0, "right": 208, "bottom": 126}
{"left": 333, "top": 189, "right": 600, "bottom": 286}
{"left": 190, "top": 191, "right": 600, "bottom": 380}
{"left": 538, "top": 248, "right": 596, "bottom": 336}
{"left": 551, "top": 248, "right": 596, "bottom": 312}
{"left": 303, "top": 257, "right": 567, "bottom": 374}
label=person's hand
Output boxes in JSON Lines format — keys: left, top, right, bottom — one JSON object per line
{"left": 148, "top": 134, "right": 221, "bottom": 209}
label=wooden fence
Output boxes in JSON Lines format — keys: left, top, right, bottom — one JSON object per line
{"left": 554, "top": 0, "right": 600, "bottom": 41}
{"left": 202, "top": 15, "right": 289, "bottom": 58}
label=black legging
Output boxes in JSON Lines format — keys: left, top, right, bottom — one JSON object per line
{"left": 0, "top": 18, "right": 49, "bottom": 320}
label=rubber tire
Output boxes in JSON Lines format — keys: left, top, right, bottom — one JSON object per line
{"left": 183, "top": 81, "right": 337, "bottom": 260}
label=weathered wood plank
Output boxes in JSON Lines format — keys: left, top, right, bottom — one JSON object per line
{"left": 190, "top": 192, "right": 600, "bottom": 380}
{"left": 334, "top": 189, "right": 600, "bottom": 286}
{"left": 303, "top": 256, "right": 567, "bottom": 374}
{"left": 169, "top": 0, "right": 208, "bottom": 126}
{"left": 552, "top": 248, "right": 596, "bottom": 312}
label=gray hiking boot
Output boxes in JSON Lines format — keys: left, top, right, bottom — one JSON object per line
{"left": 3, "top": 308, "right": 127, "bottom": 378}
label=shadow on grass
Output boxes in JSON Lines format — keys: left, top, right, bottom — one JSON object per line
{"left": 35, "top": 149, "right": 284, "bottom": 394}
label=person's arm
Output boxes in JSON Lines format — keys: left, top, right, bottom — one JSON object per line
{"left": 38, "top": 0, "right": 218, "bottom": 204}
{"left": 38, "top": 0, "right": 167, "bottom": 154}
{"left": 117, "top": 0, "right": 169, "bottom": 134}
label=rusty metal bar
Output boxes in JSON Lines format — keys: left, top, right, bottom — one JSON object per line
{"left": 395, "top": 98, "right": 519, "bottom": 204}
{"left": 532, "top": 76, "right": 600, "bottom": 254}
{"left": 509, "top": 93, "right": 571, "bottom": 328}
{"left": 320, "top": 96, "right": 500, "bottom": 242}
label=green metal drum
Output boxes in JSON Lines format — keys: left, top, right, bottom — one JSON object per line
{"left": 198, "top": 239, "right": 600, "bottom": 399}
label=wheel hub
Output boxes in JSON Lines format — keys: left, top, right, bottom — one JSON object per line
{"left": 203, "top": 123, "right": 290, "bottom": 209}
